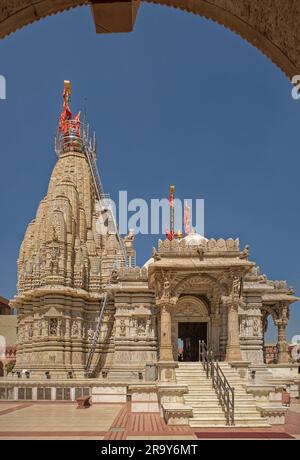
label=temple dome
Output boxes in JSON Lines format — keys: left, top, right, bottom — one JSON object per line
{"left": 184, "top": 229, "right": 208, "bottom": 246}
{"left": 142, "top": 257, "right": 154, "bottom": 268}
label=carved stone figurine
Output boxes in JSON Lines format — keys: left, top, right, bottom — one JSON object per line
{"left": 163, "top": 274, "right": 171, "bottom": 299}
{"left": 87, "top": 328, "right": 95, "bottom": 343}
{"left": 120, "top": 319, "right": 126, "bottom": 336}
{"left": 152, "top": 247, "right": 161, "bottom": 261}
{"left": 71, "top": 320, "right": 79, "bottom": 337}
{"left": 232, "top": 276, "right": 241, "bottom": 297}
{"left": 124, "top": 229, "right": 135, "bottom": 248}
{"left": 241, "top": 245, "right": 249, "bottom": 259}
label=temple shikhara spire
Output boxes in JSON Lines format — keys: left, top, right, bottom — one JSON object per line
{"left": 4, "top": 82, "right": 298, "bottom": 429}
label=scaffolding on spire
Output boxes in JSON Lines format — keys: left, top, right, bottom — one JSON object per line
{"left": 54, "top": 81, "right": 127, "bottom": 266}
{"left": 55, "top": 81, "right": 129, "bottom": 377}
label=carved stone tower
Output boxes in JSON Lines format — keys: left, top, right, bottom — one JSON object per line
{"left": 11, "top": 82, "right": 127, "bottom": 378}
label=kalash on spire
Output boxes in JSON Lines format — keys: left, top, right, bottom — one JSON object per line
{"left": 53, "top": 81, "right": 130, "bottom": 267}
{"left": 58, "top": 81, "right": 80, "bottom": 136}
{"left": 55, "top": 80, "right": 93, "bottom": 158}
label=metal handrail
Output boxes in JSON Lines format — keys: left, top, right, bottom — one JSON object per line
{"left": 199, "top": 340, "right": 235, "bottom": 425}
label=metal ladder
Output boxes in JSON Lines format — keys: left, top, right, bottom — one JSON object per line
{"left": 85, "top": 291, "right": 108, "bottom": 376}
{"left": 85, "top": 145, "right": 128, "bottom": 265}
{"left": 84, "top": 144, "right": 128, "bottom": 376}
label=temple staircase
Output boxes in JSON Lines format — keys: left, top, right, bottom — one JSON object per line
{"left": 176, "top": 362, "right": 270, "bottom": 428}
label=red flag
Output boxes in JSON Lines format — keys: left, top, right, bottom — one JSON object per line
{"left": 165, "top": 224, "right": 174, "bottom": 241}
{"left": 184, "top": 202, "right": 191, "bottom": 236}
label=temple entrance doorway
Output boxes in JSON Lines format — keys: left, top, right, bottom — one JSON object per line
{"left": 178, "top": 322, "right": 207, "bottom": 362}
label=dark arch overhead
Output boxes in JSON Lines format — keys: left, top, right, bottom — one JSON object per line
{"left": 0, "top": 0, "right": 299, "bottom": 79}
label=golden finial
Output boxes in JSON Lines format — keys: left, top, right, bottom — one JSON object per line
{"left": 176, "top": 229, "right": 182, "bottom": 239}
{"left": 64, "top": 80, "right": 71, "bottom": 96}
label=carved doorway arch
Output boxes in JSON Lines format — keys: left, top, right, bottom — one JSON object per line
{"left": 0, "top": 1, "right": 299, "bottom": 79}
{"left": 172, "top": 295, "right": 210, "bottom": 361}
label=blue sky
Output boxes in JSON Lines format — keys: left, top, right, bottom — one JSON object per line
{"left": 0, "top": 4, "right": 299, "bottom": 341}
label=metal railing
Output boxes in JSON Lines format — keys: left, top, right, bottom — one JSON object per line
{"left": 199, "top": 340, "right": 235, "bottom": 426}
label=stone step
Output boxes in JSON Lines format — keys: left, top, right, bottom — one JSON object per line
{"left": 185, "top": 385, "right": 246, "bottom": 390}
{"left": 184, "top": 397, "right": 220, "bottom": 402}
{"left": 188, "top": 400, "right": 254, "bottom": 406}
{"left": 177, "top": 363, "right": 269, "bottom": 428}
{"left": 189, "top": 421, "right": 270, "bottom": 428}
{"left": 176, "top": 368, "right": 205, "bottom": 371}
{"left": 176, "top": 376, "right": 207, "bottom": 380}
{"left": 184, "top": 397, "right": 255, "bottom": 404}
{"left": 175, "top": 373, "right": 207, "bottom": 378}
{"left": 193, "top": 407, "right": 260, "bottom": 419}
{"left": 234, "top": 415, "right": 268, "bottom": 422}
{"left": 191, "top": 403, "right": 258, "bottom": 412}
{"left": 193, "top": 409, "right": 224, "bottom": 416}
{"left": 190, "top": 415, "right": 268, "bottom": 423}
{"left": 182, "top": 385, "right": 246, "bottom": 391}
{"left": 177, "top": 380, "right": 209, "bottom": 383}
{"left": 189, "top": 403, "right": 222, "bottom": 409}
{"left": 186, "top": 394, "right": 246, "bottom": 398}
{"left": 184, "top": 393, "right": 217, "bottom": 397}
{"left": 178, "top": 363, "right": 203, "bottom": 366}
{"left": 178, "top": 376, "right": 245, "bottom": 382}
{"left": 232, "top": 401, "right": 257, "bottom": 406}
{"left": 183, "top": 387, "right": 216, "bottom": 390}
{"left": 176, "top": 375, "right": 245, "bottom": 384}
{"left": 187, "top": 391, "right": 250, "bottom": 396}
{"left": 185, "top": 396, "right": 218, "bottom": 401}
{"left": 191, "top": 413, "right": 227, "bottom": 420}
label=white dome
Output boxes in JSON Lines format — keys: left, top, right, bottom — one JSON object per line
{"left": 184, "top": 229, "right": 208, "bottom": 246}
{"left": 142, "top": 257, "right": 154, "bottom": 268}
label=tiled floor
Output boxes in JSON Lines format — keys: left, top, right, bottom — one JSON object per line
{"left": 127, "top": 435, "right": 197, "bottom": 440}
{"left": 0, "top": 402, "right": 122, "bottom": 436}
{"left": 0, "top": 400, "right": 299, "bottom": 440}
{"left": 0, "top": 403, "right": 21, "bottom": 411}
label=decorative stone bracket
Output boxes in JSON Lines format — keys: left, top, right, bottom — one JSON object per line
{"left": 162, "top": 403, "right": 193, "bottom": 425}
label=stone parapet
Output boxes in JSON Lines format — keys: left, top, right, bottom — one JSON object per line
{"left": 157, "top": 237, "right": 240, "bottom": 256}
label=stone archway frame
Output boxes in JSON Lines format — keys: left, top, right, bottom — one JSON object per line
{"left": 171, "top": 294, "right": 211, "bottom": 361}
{"left": 261, "top": 304, "right": 280, "bottom": 332}
{"left": 0, "top": 1, "right": 299, "bottom": 80}
{"left": 173, "top": 272, "right": 225, "bottom": 300}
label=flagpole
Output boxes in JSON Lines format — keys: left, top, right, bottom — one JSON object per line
{"left": 170, "top": 185, "right": 175, "bottom": 239}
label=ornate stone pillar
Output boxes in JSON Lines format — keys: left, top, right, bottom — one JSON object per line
{"left": 219, "top": 303, "right": 228, "bottom": 360}
{"left": 159, "top": 304, "right": 173, "bottom": 362}
{"left": 64, "top": 313, "right": 71, "bottom": 366}
{"left": 222, "top": 296, "right": 242, "bottom": 362}
{"left": 154, "top": 272, "right": 177, "bottom": 382}
{"left": 157, "top": 302, "right": 176, "bottom": 382}
{"left": 211, "top": 315, "right": 220, "bottom": 356}
{"left": 275, "top": 305, "right": 289, "bottom": 363}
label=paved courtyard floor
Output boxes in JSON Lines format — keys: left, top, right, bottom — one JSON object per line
{"left": 0, "top": 400, "right": 299, "bottom": 440}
